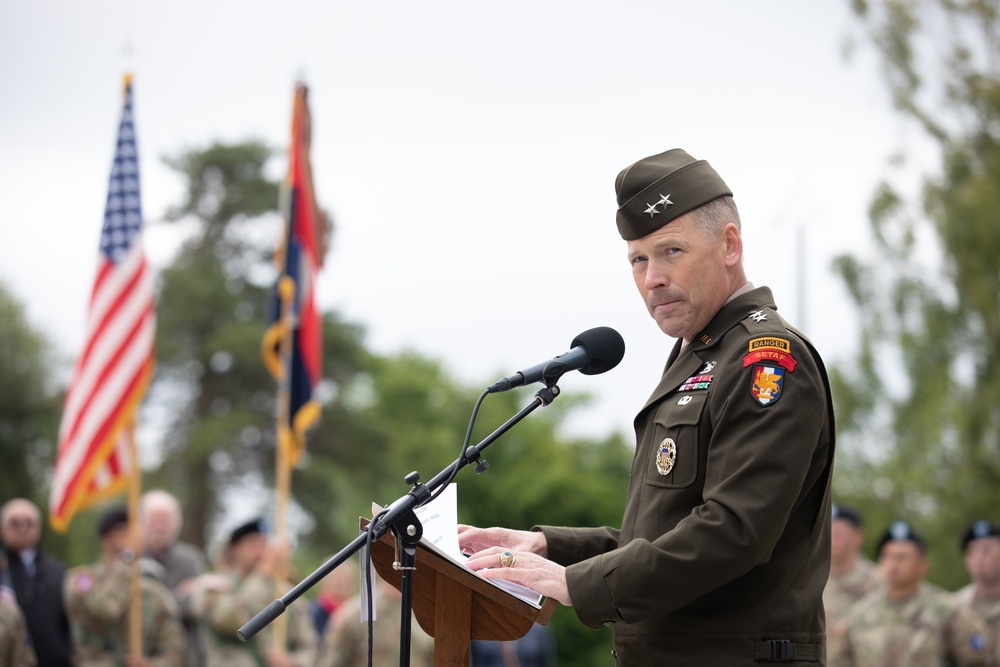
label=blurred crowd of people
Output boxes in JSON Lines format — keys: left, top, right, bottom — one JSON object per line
{"left": 825, "top": 503, "right": 1000, "bottom": 666}
{"left": 0, "top": 492, "right": 555, "bottom": 666}
{"left": 7, "top": 489, "right": 995, "bottom": 666}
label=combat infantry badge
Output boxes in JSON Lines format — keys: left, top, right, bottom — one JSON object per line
{"left": 656, "top": 437, "right": 676, "bottom": 475}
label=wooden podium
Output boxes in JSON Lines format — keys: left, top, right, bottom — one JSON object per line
{"left": 363, "top": 519, "right": 557, "bottom": 666}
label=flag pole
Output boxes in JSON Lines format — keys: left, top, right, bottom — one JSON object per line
{"left": 126, "top": 421, "right": 143, "bottom": 659}
{"left": 273, "top": 275, "right": 296, "bottom": 652}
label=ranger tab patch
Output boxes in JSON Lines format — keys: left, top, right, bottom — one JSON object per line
{"left": 750, "top": 364, "right": 784, "bottom": 406}
{"left": 742, "top": 337, "right": 798, "bottom": 372}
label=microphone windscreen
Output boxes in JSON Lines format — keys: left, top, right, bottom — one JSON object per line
{"left": 571, "top": 327, "right": 626, "bottom": 376}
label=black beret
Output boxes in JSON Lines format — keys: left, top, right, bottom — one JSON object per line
{"left": 961, "top": 519, "right": 1000, "bottom": 551}
{"left": 831, "top": 502, "right": 863, "bottom": 528}
{"left": 876, "top": 520, "right": 927, "bottom": 556}
{"left": 615, "top": 148, "right": 733, "bottom": 241}
{"left": 97, "top": 504, "right": 129, "bottom": 537}
{"left": 229, "top": 517, "right": 267, "bottom": 545}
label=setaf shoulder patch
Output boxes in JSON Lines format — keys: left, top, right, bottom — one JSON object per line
{"left": 750, "top": 364, "right": 784, "bottom": 406}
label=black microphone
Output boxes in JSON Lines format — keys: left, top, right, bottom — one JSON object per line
{"left": 487, "top": 326, "right": 625, "bottom": 393}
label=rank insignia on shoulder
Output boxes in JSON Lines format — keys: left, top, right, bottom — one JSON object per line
{"left": 750, "top": 364, "right": 784, "bottom": 406}
{"left": 656, "top": 438, "right": 676, "bottom": 475}
{"left": 743, "top": 337, "right": 798, "bottom": 372}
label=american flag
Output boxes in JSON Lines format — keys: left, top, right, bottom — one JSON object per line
{"left": 50, "top": 76, "right": 156, "bottom": 532}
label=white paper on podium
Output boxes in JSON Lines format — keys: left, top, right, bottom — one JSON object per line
{"left": 406, "top": 484, "right": 545, "bottom": 608}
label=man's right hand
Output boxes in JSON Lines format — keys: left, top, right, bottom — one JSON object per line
{"left": 457, "top": 525, "right": 548, "bottom": 558}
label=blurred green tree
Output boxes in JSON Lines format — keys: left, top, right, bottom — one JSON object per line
{"left": 0, "top": 281, "right": 59, "bottom": 504}
{"left": 150, "top": 140, "right": 283, "bottom": 548}
{"left": 142, "top": 138, "right": 626, "bottom": 664}
{"left": 150, "top": 140, "right": 373, "bottom": 552}
{"left": 834, "top": 0, "right": 1000, "bottom": 588}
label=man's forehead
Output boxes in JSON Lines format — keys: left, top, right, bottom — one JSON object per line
{"left": 881, "top": 541, "right": 924, "bottom": 558}
{"left": 628, "top": 213, "right": 701, "bottom": 248}
{"left": 969, "top": 535, "right": 1000, "bottom": 549}
{"left": 2, "top": 500, "right": 39, "bottom": 521}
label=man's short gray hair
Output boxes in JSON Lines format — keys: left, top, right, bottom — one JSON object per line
{"left": 692, "top": 196, "right": 741, "bottom": 237}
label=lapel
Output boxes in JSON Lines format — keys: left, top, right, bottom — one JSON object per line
{"left": 640, "top": 342, "right": 703, "bottom": 414}
{"left": 638, "top": 287, "right": 777, "bottom": 414}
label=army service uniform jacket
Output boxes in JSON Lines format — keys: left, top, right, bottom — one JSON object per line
{"left": 539, "top": 287, "right": 835, "bottom": 666}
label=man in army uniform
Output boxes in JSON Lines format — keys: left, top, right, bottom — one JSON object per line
{"left": 831, "top": 520, "right": 952, "bottom": 667}
{"left": 63, "top": 504, "right": 187, "bottom": 667}
{"left": 824, "top": 503, "right": 880, "bottom": 649}
{"left": 461, "top": 148, "right": 835, "bottom": 665}
{"left": 318, "top": 574, "right": 433, "bottom": 667}
{"left": 188, "top": 518, "right": 316, "bottom": 667}
{"left": 1, "top": 552, "right": 36, "bottom": 667}
{"left": 946, "top": 519, "right": 1000, "bottom": 666}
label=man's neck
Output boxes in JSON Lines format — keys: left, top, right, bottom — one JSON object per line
{"left": 830, "top": 552, "right": 859, "bottom": 577}
{"left": 886, "top": 583, "right": 920, "bottom": 602}
{"left": 681, "top": 280, "right": 755, "bottom": 345}
{"left": 976, "top": 579, "right": 1000, "bottom": 598}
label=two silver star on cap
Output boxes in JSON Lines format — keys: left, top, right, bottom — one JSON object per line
{"left": 644, "top": 194, "right": 673, "bottom": 218}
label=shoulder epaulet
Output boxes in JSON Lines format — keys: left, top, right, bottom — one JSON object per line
{"left": 738, "top": 307, "right": 784, "bottom": 335}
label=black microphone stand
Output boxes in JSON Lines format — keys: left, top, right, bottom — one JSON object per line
{"left": 238, "top": 366, "right": 566, "bottom": 666}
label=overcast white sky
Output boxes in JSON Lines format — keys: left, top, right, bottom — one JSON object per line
{"left": 1, "top": 1, "right": 919, "bottom": 444}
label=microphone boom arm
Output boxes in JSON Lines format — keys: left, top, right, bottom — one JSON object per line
{"left": 236, "top": 382, "right": 563, "bottom": 643}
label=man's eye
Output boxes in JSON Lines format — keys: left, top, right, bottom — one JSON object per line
{"left": 630, "top": 256, "right": 647, "bottom": 266}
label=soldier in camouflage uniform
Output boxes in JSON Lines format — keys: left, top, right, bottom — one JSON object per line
{"left": 946, "top": 519, "right": 1000, "bottom": 666}
{"left": 188, "top": 518, "right": 317, "bottom": 667}
{"left": 831, "top": 521, "right": 952, "bottom": 667}
{"left": 825, "top": 503, "right": 881, "bottom": 664}
{"left": 1, "top": 552, "right": 36, "bottom": 667}
{"left": 318, "top": 575, "right": 434, "bottom": 667}
{"left": 63, "top": 505, "right": 187, "bottom": 667}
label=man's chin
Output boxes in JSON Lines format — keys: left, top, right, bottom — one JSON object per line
{"left": 655, "top": 319, "right": 691, "bottom": 340}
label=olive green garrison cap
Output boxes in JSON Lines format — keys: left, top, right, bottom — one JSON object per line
{"left": 615, "top": 148, "right": 732, "bottom": 240}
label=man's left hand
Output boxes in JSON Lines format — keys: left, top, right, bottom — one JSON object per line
{"left": 463, "top": 547, "right": 572, "bottom": 606}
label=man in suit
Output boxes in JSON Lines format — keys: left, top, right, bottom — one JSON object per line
{"left": 461, "top": 148, "right": 835, "bottom": 665}
{"left": 1, "top": 497, "right": 73, "bottom": 666}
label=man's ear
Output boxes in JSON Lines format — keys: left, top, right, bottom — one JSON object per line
{"left": 723, "top": 223, "right": 742, "bottom": 268}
